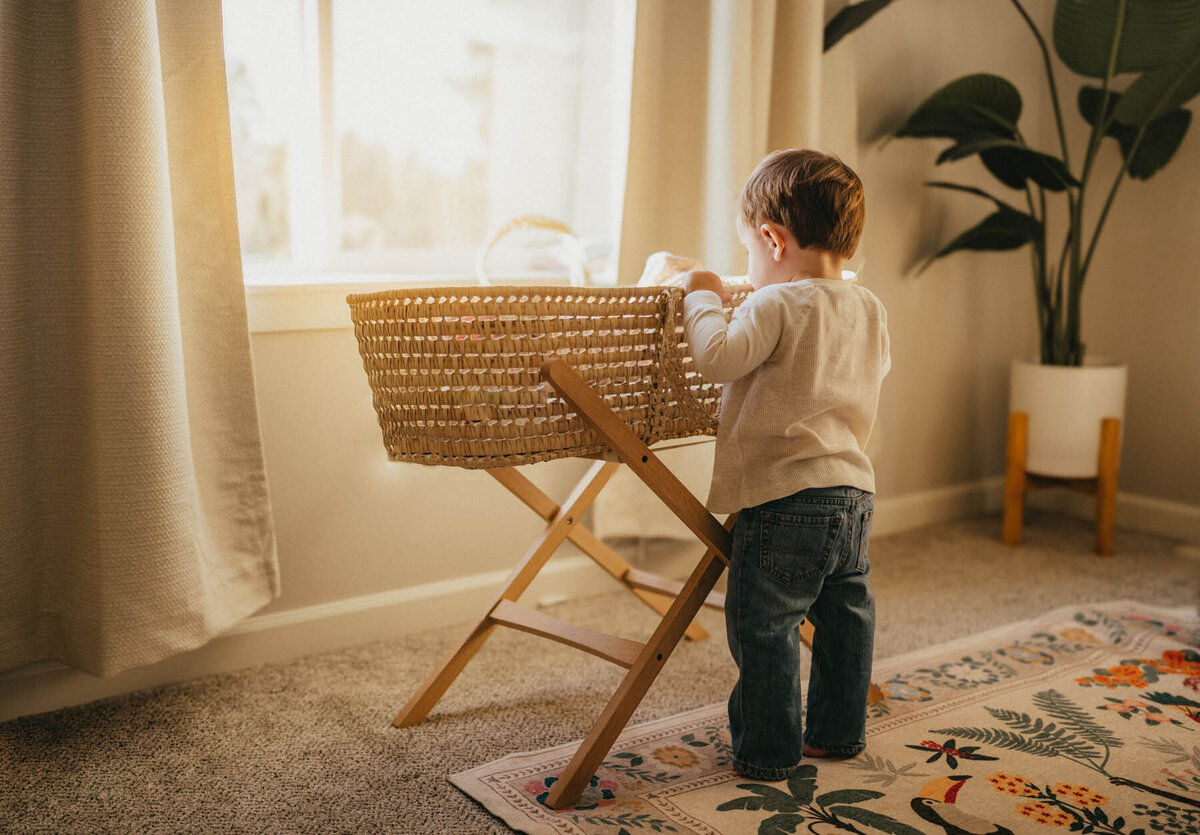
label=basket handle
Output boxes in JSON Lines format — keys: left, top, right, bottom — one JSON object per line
{"left": 475, "top": 214, "right": 590, "bottom": 286}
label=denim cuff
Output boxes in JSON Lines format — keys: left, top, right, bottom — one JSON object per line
{"left": 802, "top": 740, "right": 865, "bottom": 757}
{"left": 733, "top": 758, "right": 804, "bottom": 781}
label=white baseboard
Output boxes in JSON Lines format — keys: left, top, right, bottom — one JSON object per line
{"left": 1027, "top": 488, "right": 1200, "bottom": 547}
{"left": 872, "top": 477, "right": 1006, "bottom": 537}
{"left": 4, "top": 477, "right": 1194, "bottom": 722}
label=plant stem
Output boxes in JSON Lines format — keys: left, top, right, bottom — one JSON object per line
{"left": 1024, "top": 186, "right": 1050, "bottom": 360}
{"left": 1008, "top": 0, "right": 1071, "bottom": 170}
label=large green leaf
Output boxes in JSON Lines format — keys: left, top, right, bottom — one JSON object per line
{"left": 1078, "top": 86, "right": 1194, "bottom": 178}
{"left": 1053, "top": 0, "right": 1200, "bottom": 77}
{"left": 824, "top": 0, "right": 899, "bottom": 52}
{"left": 895, "top": 74, "right": 1021, "bottom": 141}
{"left": 743, "top": 784, "right": 804, "bottom": 813}
{"left": 1117, "top": 108, "right": 1191, "bottom": 178}
{"left": 936, "top": 138, "right": 1078, "bottom": 191}
{"left": 929, "top": 207, "right": 1043, "bottom": 263}
{"left": 1112, "top": 32, "right": 1200, "bottom": 124}
{"left": 786, "top": 765, "right": 818, "bottom": 806}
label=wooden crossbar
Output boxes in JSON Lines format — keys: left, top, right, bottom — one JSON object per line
{"left": 624, "top": 568, "right": 726, "bottom": 610}
{"left": 487, "top": 466, "right": 711, "bottom": 641}
{"left": 489, "top": 600, "right": 643, "bottom": 668}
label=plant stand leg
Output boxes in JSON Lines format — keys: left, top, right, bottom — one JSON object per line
{"left": 1003, "top": 411, "right": 1027, "bottom": 546}
{"left": 1095, "top": 417, "right": 1121, "bottom": 556}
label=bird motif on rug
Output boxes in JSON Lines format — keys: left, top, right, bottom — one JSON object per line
{"left": 910, "top": 775, "right": 1012, "bottom": 835}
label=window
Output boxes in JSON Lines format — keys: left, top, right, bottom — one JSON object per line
{"left": 223, "top": 0, "right": 632, "bottom": 286}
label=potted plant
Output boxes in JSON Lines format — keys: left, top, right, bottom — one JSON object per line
{"left": 873, "top": 0, "right": 1199, "bottom": 477}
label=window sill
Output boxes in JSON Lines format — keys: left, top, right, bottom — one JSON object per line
{"left": 244, "top": 272, "right": 619, "bottom": 334}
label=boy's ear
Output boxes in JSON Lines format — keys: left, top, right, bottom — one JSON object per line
{"left": 760, "top": 223, "right": 787, "bottom": 262}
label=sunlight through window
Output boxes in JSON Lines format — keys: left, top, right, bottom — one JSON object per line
{"left": 222, "top": 0, "right": 631, "bottom": 284}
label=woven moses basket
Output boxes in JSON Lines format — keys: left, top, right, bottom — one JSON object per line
{"left": 347, "top": 284, "right": 750, "bottom": 469}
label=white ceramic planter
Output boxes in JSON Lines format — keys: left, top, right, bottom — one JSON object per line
{"left": 1009, "top": 357, "right": 1128, "bottom": 478}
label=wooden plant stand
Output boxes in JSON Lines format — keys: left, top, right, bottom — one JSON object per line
{"left": 1002, "top": 411, "right": 1122, "bottom": 555}
{"left": 392, "top": 359, "right": 820, "bottom": 809}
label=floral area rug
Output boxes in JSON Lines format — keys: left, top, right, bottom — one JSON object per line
{"left": 451, "top": 601, "right": 1200, "bottom": 834}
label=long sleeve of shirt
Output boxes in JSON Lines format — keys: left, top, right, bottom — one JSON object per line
{"left": 681, "top": 289, "right": 785, "bottom": 383}
{"left": 682, "top": 280, "right": 891, "bottom": 514}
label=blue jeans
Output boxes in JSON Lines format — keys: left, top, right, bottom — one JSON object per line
{"left": 725, "top": 486, "right": 876, "bottom": 779}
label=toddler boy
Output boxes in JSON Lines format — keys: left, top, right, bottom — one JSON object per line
{"left": 680, "top": 149, "right": 890, "bottom": 780}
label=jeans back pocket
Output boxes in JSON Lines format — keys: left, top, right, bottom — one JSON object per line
{"left": 855, "top": 508, "right": 873, "bottom": 573}
{"left": 758, "top": 510, "right": 842, "bottom": 584}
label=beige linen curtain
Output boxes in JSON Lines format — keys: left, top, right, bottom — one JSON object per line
{"left": 0, "top": 1, "right": 279, "bottom": 676}
{"left": 594, "top": 0, "right": 858, "bottom": 541}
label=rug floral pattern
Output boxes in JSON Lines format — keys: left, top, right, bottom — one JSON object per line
{"left": 451, "top": 602, "right": 1200, "bottom": 834}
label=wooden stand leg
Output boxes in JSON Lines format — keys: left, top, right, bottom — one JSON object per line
{"left": 1002, "top": 412, "right": 1027, "bottom": 546}
{"left": 391, "top": 460, "right": 617, "bottom": 727}
{"left": 545, "top": 517, "right": 736, "bottom": 809}
{"left": 542, "top": 360, "right": 731, "bottom": 560}
{"left": 488, "top": 466, "right": 711, "bottom": 641}
{"left": 1095, "top": 417, "right": 1121, "bottom": 556}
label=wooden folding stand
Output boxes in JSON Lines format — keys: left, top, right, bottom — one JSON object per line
{"left": 392, "top": 358, "right": 816, "bottom": 809}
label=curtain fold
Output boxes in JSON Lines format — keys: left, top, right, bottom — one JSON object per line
{"left": 595, "top": 0, "right": 851, "bottom": 542}
{"left": 0, "top": 0, "right": 279, "bottom": 676}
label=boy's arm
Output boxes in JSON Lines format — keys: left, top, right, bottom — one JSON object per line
{"left": 682, "top": 289, "right": 785, "bottom": 383}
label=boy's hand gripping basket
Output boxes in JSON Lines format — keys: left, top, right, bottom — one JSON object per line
{"left": 347, "top": 284, "right": 749, "bottom": 469}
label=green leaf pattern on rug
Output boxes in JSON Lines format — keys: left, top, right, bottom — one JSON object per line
{"left": 602, "top": 751, "right": 681, "bottom": 786}
{"left": 1074, "top": 610, "right": 1133, "bottom": 644}
{"left": 679, "top": 725, "right": 734, "bottom": 767}
{"left": 569, "top": 812, "right": 677, "bottom": 832}
{"left": 1141, "top": 736, "right": 1200, "bottom": 770}
{"left": 1132, "top": 801, "right": 1200, "bottom": 835}
{"left": 842, "top": 752, "right": 930, "bottom": 787}
{"left": 716, "top": 764, "right": 924, "bottom": 835}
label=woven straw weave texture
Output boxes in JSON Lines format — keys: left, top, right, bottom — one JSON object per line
{"left": 347, "top": 285, "right": 750, "bottom": 469}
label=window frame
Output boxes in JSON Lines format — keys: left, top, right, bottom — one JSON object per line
{"left": 234, "top": 0, "right": 635, "bottom": 303}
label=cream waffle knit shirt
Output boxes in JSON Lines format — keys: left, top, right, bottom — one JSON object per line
{"left": 683, "top": 280, "right": 890, "bottom": 514}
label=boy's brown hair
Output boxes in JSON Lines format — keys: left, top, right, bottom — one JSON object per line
{"left": 738, "top": 149, "right": 864, "bottom": 259}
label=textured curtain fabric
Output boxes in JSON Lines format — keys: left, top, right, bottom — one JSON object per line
{"left": 595, "top": 0, "right": 857, "bottom": 541}
{"left": 0, "top": 0, "right": 279, "bottom": 676}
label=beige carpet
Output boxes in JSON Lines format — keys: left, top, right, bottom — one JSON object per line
{"left": 2, "top": 511, "right": 1197, "bottom": 834}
